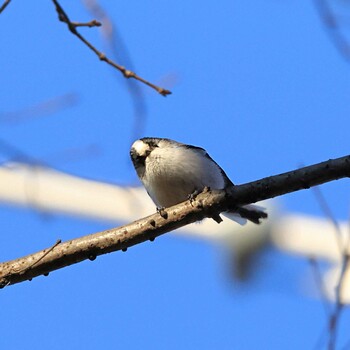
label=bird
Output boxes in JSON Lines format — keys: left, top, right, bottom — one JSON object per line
{"left": 130, "top": 137, "right": 267, "bottom": 224}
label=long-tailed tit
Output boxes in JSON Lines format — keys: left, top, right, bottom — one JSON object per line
{"left": 130, "top": 137, "right": 267, "bottom": 224}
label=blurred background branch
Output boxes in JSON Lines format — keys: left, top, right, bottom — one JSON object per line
{"left": 314, "top": 0, "right": 350, "bottom": 62}
{"left": 82, "top": 0, "right": 149, "bottom": 142}
{"left": 0, "top": 155, "right": 348, "bottom": 288}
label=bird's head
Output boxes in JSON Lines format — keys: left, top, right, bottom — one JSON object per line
{"left": 130, "top": 138, "right": 166, "bottom": 177}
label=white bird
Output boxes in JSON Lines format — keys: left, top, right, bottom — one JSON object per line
{"left": 130, "top": 137, "right": 267, "bottom": 224}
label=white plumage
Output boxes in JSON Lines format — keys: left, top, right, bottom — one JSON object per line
{"left": 130, "top": 137, "right": 267, "bottom": 224}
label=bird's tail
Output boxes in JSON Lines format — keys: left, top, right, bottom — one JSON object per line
{"left": 223, "top": 204, "right": 268, "bottom": 225}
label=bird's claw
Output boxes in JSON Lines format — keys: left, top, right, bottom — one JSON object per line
{"left": 157, "top": 207, "right": 168, "bottom": 219}
{"left": 203, "top": 186, "right": 211, "bottom": 193}
{"left": 188, "top": 190, "right": 199, "bottom": 206}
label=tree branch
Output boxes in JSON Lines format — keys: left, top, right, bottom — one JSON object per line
{"left": 52, "top": 0, "right": 171, "bottom": 96}
{"left": 0, "top": 154, "right": 349, "bottom": 288}
{"left": 82, "top": 0, "right": 149, "bottom": 142}
{"left": 71, "top": 19, "right": 101, "bottom": 28}
{"left": 314, "top": 0, "right": 350, "bottom": 62}
{"left": 328, "top": 254, "right": 349, "bottom": 350}
{"left": 0, "top": 0, "right": 11, "bottom": 14}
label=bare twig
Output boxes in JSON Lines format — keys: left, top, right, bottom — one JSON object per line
{"left": 19, "top": 239, "right": 62, "bottom": 274}
{"left": 52, "top": 0, "right": 171, "bottom": 96}
{"left": 328, "top": 223, "right": 350, "bottom": 350}
{"left": 0, "top": 0, "right": 11, "bottom": 14}
{"left": 0, "top": 138, "right": 44, "bottom": 166}
{"left": 312, "top": 186, "right": 343, "bottom": 255}
{"left": 314, "top": 0, "right": 350, "bottom": 62}
{"left": 309, "top": 257, "right": 331, "bottom": 318}
{"left": 0, "top": 154, "right": 349, "bottom": 288}
{"left": 313, "top": 324, "right": 329, "bottom": 350}
{"left": 311, "top": 187, "right": 350, "bottom": 350}
{"left": 310, "top": 181, "right": 350, "bottom": 349}
{"left": 82, "top": 0, "right": 148, "bottom": 142}
{"left": 328, "top": 254, "right": 350, "bottom": 350}
{"left": 71, "top": 19, "right": 101, "bottom": 27}
{"left": 310, "top": 185, "right": 347, "bottom": 350}
{"left": 0, "top": 93, "right": 78, "bottom": 124}
{"left": 43, "top": 144, "right": 101, "bottom": 164}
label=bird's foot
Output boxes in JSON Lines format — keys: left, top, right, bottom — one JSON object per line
{"left": 157, "top": 207, "right": 168, "bottom": 219}
{"left": 188, "top": 190, "right": 199, "bottom": 206}
{"left": 188, "top": 187, "right": 211, "bottom": 206}
{"left": 202, "top": 186, "right": 211, "bottom": 193}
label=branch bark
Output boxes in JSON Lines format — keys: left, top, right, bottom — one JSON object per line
{"left": 0, "top": 155, "right": 349, "bottom": 288}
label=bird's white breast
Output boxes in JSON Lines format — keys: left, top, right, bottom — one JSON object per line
{"left": 141, "top": 144, "right": 225, "bottom": 207}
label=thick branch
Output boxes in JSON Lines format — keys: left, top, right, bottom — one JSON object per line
{"left": 0, "top": 155, "right": 349, "bottom": 288}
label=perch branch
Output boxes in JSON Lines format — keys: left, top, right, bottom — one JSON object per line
{"left": 0, "top": 154, "right": 349, "bottom": 288}
{"left": 52, "top": 0, "right": 171, "bottom": 96}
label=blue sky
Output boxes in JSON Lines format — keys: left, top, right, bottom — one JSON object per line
{"left": 0, "top": 1, "right": 349, "bottom": 349}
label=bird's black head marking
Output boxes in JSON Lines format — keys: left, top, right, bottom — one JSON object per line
{"left": 140, "top": 137, "right": 161, "bottom": 149}
{"left": 130, "top": 138, "right": 161, "bottom": 178}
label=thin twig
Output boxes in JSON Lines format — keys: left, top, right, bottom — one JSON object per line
{"left": 321, "top": 197, "right": 350, "bottom": 349}
{"left": 19, "top": 239, "right": 62, "bottom": 274}
{"left": 309, "top": 253, "right": 333, "bottom": 350}
{"left": 314, "top": 0, "right": 350, "bottom": 62}
{"left": 52, "top": 0, "right": 171, "bottom": 96}
{"left": 311, "top": 184, "right": 350, "bottom": 350}
{"left": 312, "top": 186, "right": 343, "bottom": 255}
{"left": 309, "top": 257, "right": 331, "bottom": 318}
{"left": 0, "top": 93, "right": 79, "bottom": 124}
{"left": 328, "top": 254, "right": 349, "bottom": 350}
{"left": 0, "top": 138, "right": 45, "bottom": 166}
{"left": 82, "top": 0, "right": 148, "bottom": 142}
{"left": 43, "top": 144, "right": 101, "bottom": 164}
{"left": 313, "top": 323, "right": 329, "bottom": 350}
{"left": 0, "top": 0, "right": 11, "bottom": 14}
{"left": 328, "top": 212, "right": 350, "bottom": 350}
{"left": 0, "top": 154, "right": 349, "bottom": 288}
{"left": 4, "top": 239, "right": 62, "bottom": 287}
{"left": 71, "top": 19, "right": 101, "bottom": 27}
